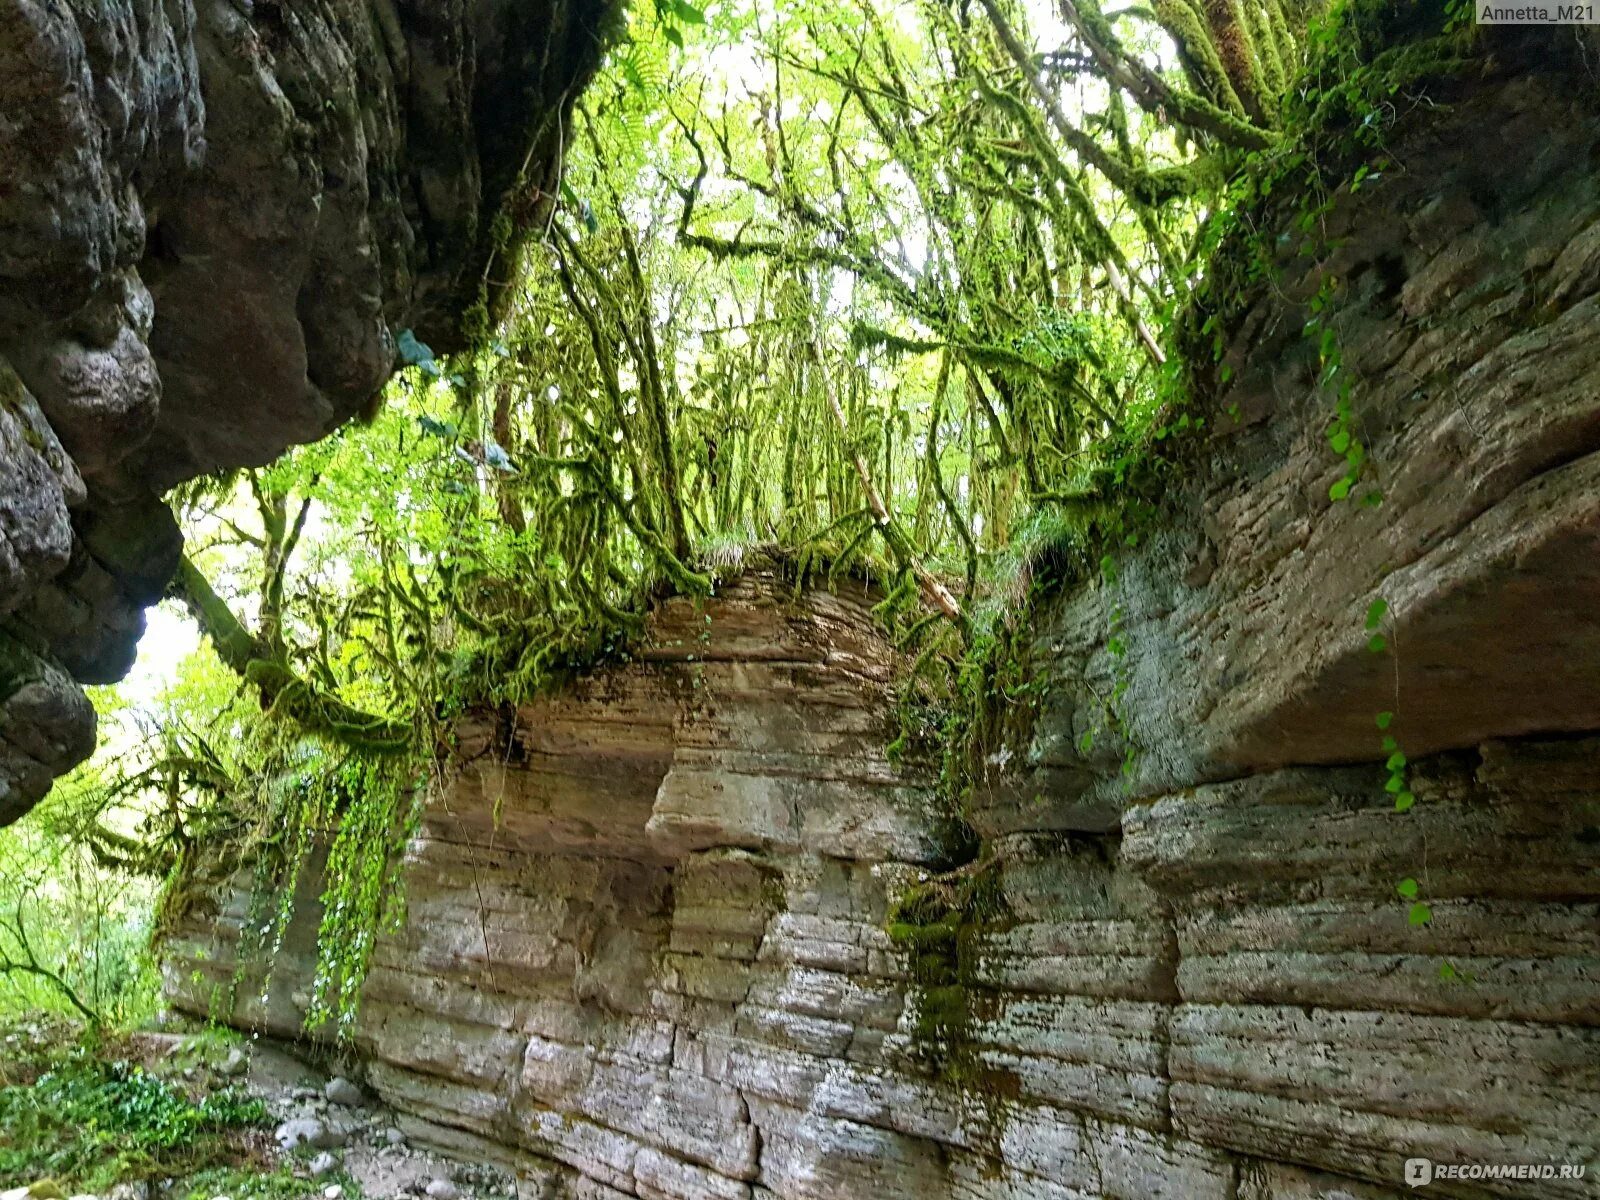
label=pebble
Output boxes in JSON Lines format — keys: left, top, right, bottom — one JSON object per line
{"left": 217, "top": 1047, "right": 249, "bottom": 1077}
{"left": 322, "top": 1189, "right": 342, "bottom": 1200}
{"left": 309, "top": 1152, "right": 339, "bottom": 1178}
{"left": 424, "top": 1181, "right": 459, "bottom": 1200}
{"left": 324, "top": 1076, "right": 365, "bottom": 1106}
{"left": 383, "top": 1127, "right": 406, "bottom": 1146}
{"left": 275, "top": 1117, "right": 321, "bottom": 1149}
{"left": 274, "top": 1116, "right": 347, "bottom": 1150}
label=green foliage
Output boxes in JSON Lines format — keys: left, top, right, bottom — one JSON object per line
{"left": 0, "top": 786, "right": 160, "bottom": 1029}
{"left": 179, "top": 1164, "right": 335, "bottom": 1200}
{"left": 0, "top": 1043, "right": 265, "bottom": 1191}
{"left": 48, "top": 0, "right": 1494, "bottom": 1037}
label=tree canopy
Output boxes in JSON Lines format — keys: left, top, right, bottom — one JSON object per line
{"left": 5, "top": 0, "right": 1478, "bottom": 1030}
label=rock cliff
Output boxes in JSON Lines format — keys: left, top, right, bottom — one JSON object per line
{"left": 162, "top": 26, "right": 1600, "bottom": 1200}
{"left": 0, "top": 0, "right": 611, "bottom": 822}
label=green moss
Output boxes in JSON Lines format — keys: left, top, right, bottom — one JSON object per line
{"left": 0, "top": 361, "right": 24, "bottom": 415}
{"left": 886, "top": 859, "right": 1020, "bottom": 1132}
{"left": 0, "top": 362, "right": 49, "bottom": 455}
{"left": 940, "top": 437, "right": 1170, "bottom": 802}
{"left": 1176, "top": 0, "right": 1482, "bottom": 388}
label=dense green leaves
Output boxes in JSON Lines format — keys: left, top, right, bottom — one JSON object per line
{"left": 25, "top": 0, "right": 1463, "bottom": 1032}
{"left": 0, "top": 1047, "right": 264, "bottom": 1190}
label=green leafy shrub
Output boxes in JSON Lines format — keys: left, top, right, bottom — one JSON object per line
{"left": 0, "top": 1048, "right": 266, "bottom": 1190}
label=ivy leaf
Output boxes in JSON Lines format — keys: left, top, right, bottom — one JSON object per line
{"left": 1329, "top": 477, "right": 1352, "bottom": 502}
{"left": 1329, "top": 429, "right": 1351, "bottom": 454}
{"left": 1408, "top": 902, "right": 1433, "bottom": 927}
{"left": 1375, "top": 711, "right": 1394, "bottom": 730}
{"left": 1396, "top": 877, "right": 1419, "bottom": 899}
{"left": 418, "top": 415, "right": 456, "bottom": 439}
{"left": 1394, "top": 791, "right": 1415, "bottom": 813}
{"left": 1364, "top": 597, "right": 1388, "bottom": 630}
{"left": 1385, "top": 751, "right": 1406, "bottom": 771}
{"left": 1368, "top": 633, "right": 1387, "bottom": 653}
{"left": 395, "top": 328, "right": 435, "bottom": 369}
{"left": 674, "top": 0, "right": 707, "bottom": 22}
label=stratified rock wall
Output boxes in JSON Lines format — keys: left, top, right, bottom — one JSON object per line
{"left": 165, "top": 30, "right": 1600, "bottom": 1200}
{"left": 164, "top": 570, "right": 1600, "bottom": 1200}
{"left": 0, "top": 0, "right": 610, "bottom": 821}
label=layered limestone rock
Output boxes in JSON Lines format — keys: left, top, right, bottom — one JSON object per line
{"left": 0, "top": 0, "right": 611, "bottom": 821}
{"left": 164, "top": 569, "right": 1600, "bottom": 1200}
{"left": 164, "top": 27, "right": 1600, "bottom": 1200}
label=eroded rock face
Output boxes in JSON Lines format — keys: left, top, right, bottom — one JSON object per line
{"left": 164, "top": 572, "right": 1600, "bottom": 1199}
{"left": 0, "top": 0, "right": 610, "bottom": 820}
{"left": 164, "top": 31, "right": 1600, "bottom": 1200}
{"left": 980, "top": 36, "right": 1600, "bottom": 831}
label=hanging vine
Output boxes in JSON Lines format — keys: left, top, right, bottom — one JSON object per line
{"left": 78, "top": 0, "right": 1493, "bottom": 1035}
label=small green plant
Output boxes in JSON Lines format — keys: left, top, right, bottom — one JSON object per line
{"left": 0, "top": 1046, "right": 267, "bottom": 1190}
{"left": 182, "top": 1163, "right": 352, "bottom": 1200}
{"left": 1368, "top": 605, "right": 1459, "bottom": 982}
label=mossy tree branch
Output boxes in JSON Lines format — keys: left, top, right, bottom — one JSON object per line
{"left": 170, "top": 555, "right": 412, "bottom": 753}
